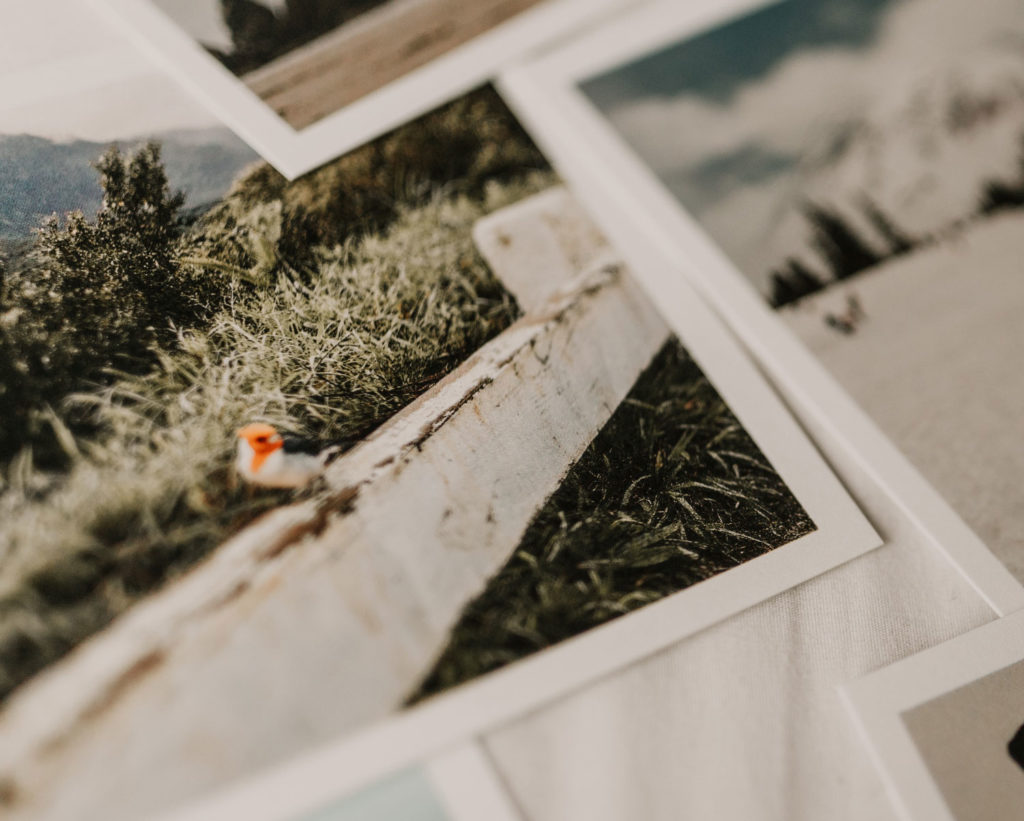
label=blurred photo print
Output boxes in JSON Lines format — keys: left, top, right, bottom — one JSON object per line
{"left": 846, "top": 611, "right": 1024, "bottom": 821}
{"left": 902, "top": 661, "right": 1024, "bottom": 821}
{"left": 152, "top": 0, "right": 547, "bottom": 128}
{"left": 91, "top": 0, "right": 630, "bottom": 176}
{"left": 0, "top": 5, "right": 879, "bottom": 820}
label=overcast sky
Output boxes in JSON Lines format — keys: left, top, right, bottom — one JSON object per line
{"left": 586, "top": 0, "right": 1024, "bottom": 180}
{"left": 0, "top": 0, "right": 223, "bottom": 141}
{"left": 153, "top": 0, "right": 287, "bottom": 51}
{"left": 583, "top": 0, "right": 1024, "bottom": 281}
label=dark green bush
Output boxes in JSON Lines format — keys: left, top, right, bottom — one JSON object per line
{"left": 0, "top": 144, "right": 227, "bottom": 468}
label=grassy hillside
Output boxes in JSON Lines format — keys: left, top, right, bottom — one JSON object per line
{"left": 0, "top": 86, "right": 552, "bottom": 702}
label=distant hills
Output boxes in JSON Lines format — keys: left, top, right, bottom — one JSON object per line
{"left": 0, "top": 127, "right": 259, "bottom": 239}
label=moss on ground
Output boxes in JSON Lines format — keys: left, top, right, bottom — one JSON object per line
{"left": 410, "top": 338, "right": 816, "bottom": 702}
{"left": 0, "top": 87, "right": 552, "bottom": 702}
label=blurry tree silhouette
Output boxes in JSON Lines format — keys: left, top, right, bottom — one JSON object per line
{"left": 1010, "top": 722, "right": 1024, "bottom": 772}
{"left": 769, "top": 257, "right": 824, "bottom": 308}
{"left": 215, "top": 0, "right": 385, "bottom": 74}
{"left": 220, "top": 0, "right": 279, "bottom": 71}
{"left": 859, "top": 195, "right": 915, "bottom": 256}
{"left": 979, "top": 179, "right": 1024, "bottom": 212}
{"left": 979, "top": 133, "right": 1024, "bottom": 214}
{"left": 0, "top": 143, "right": 219, "bottom": 469}
{"left": 802, "top": 202, "right": 881, "bottom": 280}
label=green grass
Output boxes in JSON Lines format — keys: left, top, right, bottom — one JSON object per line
{"left": 410, "top": 338, "right": 816, "bottom": 702}
{"left": 0, "top": 87, "right": 555, "bottom": 702}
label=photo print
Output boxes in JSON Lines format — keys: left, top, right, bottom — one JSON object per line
{"left": 90, "top": 0, "right": 631, "bottom": 177}
{"left": 0, "top": 4, "right": 877, "bottom": 820}
{"left": 0, "top": 0, "right": 259, "bottom": 694}
{"left": 903, "top": 661, "right": 1024, "bottom": 821}
{"left": 497, "top": 0, "right": 1024, "bottom": 601}
{"left": 153, "top": 0, "right": 546, "bottom": 127}
{"left": 845, "top": 610, "right": 1024, "bottom": 821}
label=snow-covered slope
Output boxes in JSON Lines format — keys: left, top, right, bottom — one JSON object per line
{"left": 762, "top": 44, "right": 1024, "bottom": 281}
{"left": 779, "top": 209, "right": 1024, "bottom": 577}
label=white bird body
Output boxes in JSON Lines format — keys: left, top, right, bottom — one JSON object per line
{"left": 235, "top": 423, "right": 343, "bottom": 488}
{"left": 235, "top": 437, "right": 325, "bottom": 488}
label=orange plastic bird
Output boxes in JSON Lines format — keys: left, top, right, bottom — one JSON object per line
{"left": 235, "top": 423, "right": 344, "bottom": 488}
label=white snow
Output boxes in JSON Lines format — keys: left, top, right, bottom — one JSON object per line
{"left": 781, "top": 210, "right": 1024, "bottom": 578}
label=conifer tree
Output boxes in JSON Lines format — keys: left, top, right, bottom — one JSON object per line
{"left": 977, "top": 134, "right": 1024, "bottom": 214}
{"left": 0, "top": 143, "right": 216, "bottom": 467}
{"left": 802, "top": 202, "right": 881, "bottom": 280}
{"left": 34, "top": 143, "right": 193, "bottom": 362}
{"left": 768, "top": 257, "right": 824, "bottom": 308}
{"left": 768, "top": 271, "right": 798, "bottom": 308}
{"left": 979, "top": 179, "right": 1024, "bottom": 213}
{"left": 788, "top": 257, "right": 822, "bottom": 294}
{"left": 859, "top": 196, "right": 914, "bottom": 256}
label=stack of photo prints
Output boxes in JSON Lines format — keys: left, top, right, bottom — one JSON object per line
{"left": 1, "top": 0, "right": 1022, "bottom": 819}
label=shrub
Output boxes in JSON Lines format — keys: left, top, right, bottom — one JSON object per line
{"left": 0, "top": 144, "right": 227, "bottom": 469}
{"left": 32, "top": 142, "right": 223, "bottom": 355}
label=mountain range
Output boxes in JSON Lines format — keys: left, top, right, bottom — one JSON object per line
{"left": 0, "top": 127, "right": 258, "bottom": 239}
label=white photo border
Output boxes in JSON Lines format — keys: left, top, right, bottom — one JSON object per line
{"left": 152, "top": 169, "right": 880, "bottom": 821}
{"left": 495, "top": 0, "right": 1024, "bottom": 616}
{"left": 87, "top": 0, "right": 631, "bottom": 179}
{"left": 842, "top": 610, "right": 1024, "bottom": 821}
{"left": 427, "top": 743, "right": 523, "bottom": 821}
{"left": 271, "top": 742, "right": 521, "bottom": 821}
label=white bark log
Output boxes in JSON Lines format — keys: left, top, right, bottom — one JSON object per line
{"left": 473, "top": 185, "right": 617, "bottom": 312}
{"left": 0, "top": 190, "right": 668, "bottom": 821}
